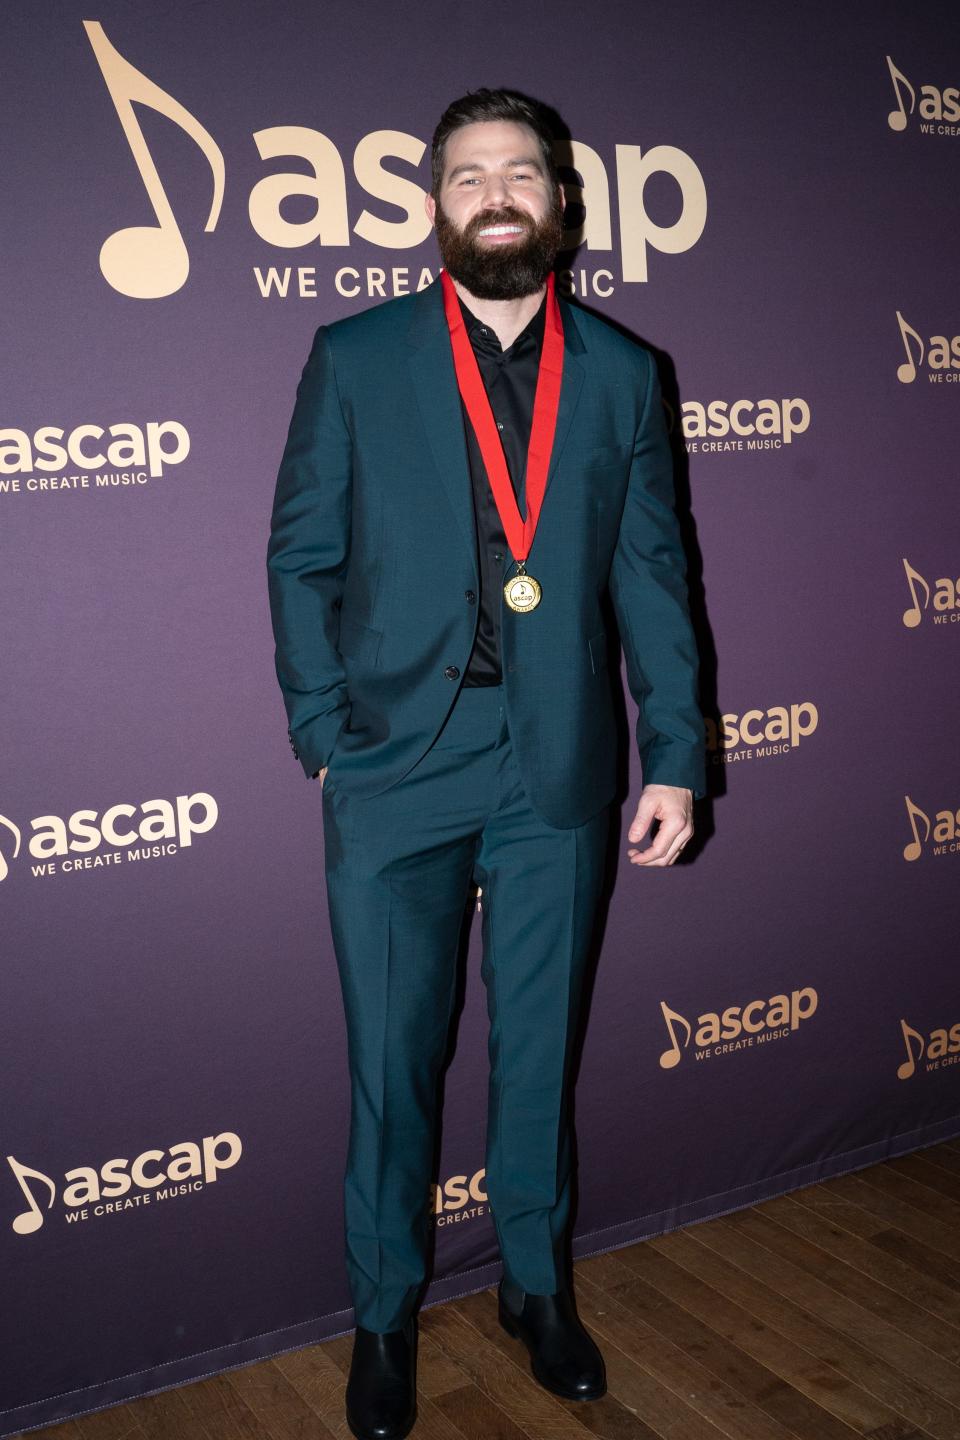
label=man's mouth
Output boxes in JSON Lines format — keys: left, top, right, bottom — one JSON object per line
{"left": 476, "top": 223, "right": 526, "bottom": 238}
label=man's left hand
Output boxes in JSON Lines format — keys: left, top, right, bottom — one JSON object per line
{"left": 627, "top": 784, "right": 694, "bottom": 867}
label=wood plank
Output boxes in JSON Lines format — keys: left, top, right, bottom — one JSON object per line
{"left": 819, "top": 1175, "right": 960, "bottom": 1263}
{"left": 680, "top": 1208, "right": 960, "bottom": 1437}
{"left": 431, "top": 1383, "right": 538, "bottom": 1440}
{"left": 757, "top": 1193, "right": 960, "bottom": 1330}
{"left": 77, "top": 1405, "right": 149, "bottom": 1440}
{"left": 224, "top": 1355, "right": 337, "bottom": 1439}
{"left": 271, "top": 1343, "right": 350, "bottom": 1438}
{"left": 417, "top": 1323, "right": 481, "bottom": 1401}
{"left": 422, "top": 1301, "right": 602, "bottom": 1440}
{"left": 788, "top": 1182, "right": 960, "bottom": 1289}
{"left": 921, "top": 1146, "right": 960, "bottom": 1180}
{"left": 451, "top": 1280, "right": 679, "bottom": 1439}
{"left": 625, "top": 1226, "right": 914, "bottom": 1437}
{"left": 721, "top": 1201, "right": 960, "bottom": 1369}
{"left": 855, "top": 1167, "right": 960, "bottom": 1232}
{"left": 574, "top": 1254, "right": 801, "bottom": 1440}
{"left": 169, "top": 1371, "right": 275, "bottom": 1440}
{"left": 885, "top": 1155, "right": 960, "bottom": 1206}
{"left": 583, "top": 1244, "right": 860, "bottom": 1440}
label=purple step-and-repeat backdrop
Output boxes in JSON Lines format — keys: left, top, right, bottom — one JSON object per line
{"left": 2, "top": 1, "right": 958, "bottom": 1432}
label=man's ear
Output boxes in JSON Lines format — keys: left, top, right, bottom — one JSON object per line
{"left": 424, "top": 191, "right": 436, "bottom": 228}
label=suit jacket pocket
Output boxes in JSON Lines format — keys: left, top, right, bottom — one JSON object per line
{"left": 337, "top": 615, "right": 383, "bottom": 667}
{"left": 584, "top": 443, "right": 633, "bottom": 466}
{"left": 587, "top": 627, "right": 608, "bottom": 675}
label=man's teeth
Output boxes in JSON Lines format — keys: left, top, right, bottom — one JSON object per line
{"left": 478, "top": 225, "right": 524, "bottom": 236}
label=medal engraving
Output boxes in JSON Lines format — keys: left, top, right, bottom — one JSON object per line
{"left": 504, "top": 567, "right": 542, "bottom": 613}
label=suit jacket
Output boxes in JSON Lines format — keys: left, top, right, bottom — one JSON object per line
{"left": 266, "top": 274, "right": 705, "bottom": 830}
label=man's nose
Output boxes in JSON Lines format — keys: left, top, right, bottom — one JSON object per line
{"left": 482, "top": 174, "right": 511, "bottom": 206}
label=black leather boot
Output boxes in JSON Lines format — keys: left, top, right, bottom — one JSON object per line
{"left": 498, "top": 1276, "right": 606, "bottom": 1400}
{"left": 345, "top": 1314, "right": 417, "bottom": 1440}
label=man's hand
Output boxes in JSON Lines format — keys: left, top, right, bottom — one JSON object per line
{"left": 316, "top": 766, "right": 329, "bottom": 786}
{"left": 627, "top": 783, "right": 693, "bottom": 867}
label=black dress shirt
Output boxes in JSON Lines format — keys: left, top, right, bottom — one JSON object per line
{"left": 456, "top": 289, "right": 547, "bottom": 686}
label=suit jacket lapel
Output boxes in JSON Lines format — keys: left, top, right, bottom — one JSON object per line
{"left": 408, "top": 283, "right": 478, "bottom": 570}
{"left": 545, "top": 299, "right": 586, "bottom": 486}
{"left": 407, "top": 276, "right": 587, "bottom": 565}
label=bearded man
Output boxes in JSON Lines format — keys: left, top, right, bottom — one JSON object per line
{"left": 267, "top": 87, "right": 705, "bottom": 1440}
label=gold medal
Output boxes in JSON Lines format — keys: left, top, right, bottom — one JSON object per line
{"left": 504, "top": 562, "right": 542, "bottom": 613}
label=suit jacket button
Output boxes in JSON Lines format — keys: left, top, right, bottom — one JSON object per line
{"left": 465, "top": 589, "right": 476, "bottom": 603}
{"left": 444, "top": 665, "right": 460, "bottom": 679}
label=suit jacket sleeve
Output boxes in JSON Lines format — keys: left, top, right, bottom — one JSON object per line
{"left": 608, "top": 349, "right": 706, "bottom": 800}
{"left": 266, "top": 325, "right": 351, "bottom": 779}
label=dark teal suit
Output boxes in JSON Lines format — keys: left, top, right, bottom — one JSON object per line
{"left": 267, "top": 275, "right": 704, "bottom": 1330}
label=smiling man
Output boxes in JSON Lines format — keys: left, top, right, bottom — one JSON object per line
{"left": 267, "top": 88, "right": 706, "bottom": 1440}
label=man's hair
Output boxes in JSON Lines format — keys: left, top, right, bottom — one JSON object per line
{"left": 430, "top": 88, "right": 559, "bottom": 197}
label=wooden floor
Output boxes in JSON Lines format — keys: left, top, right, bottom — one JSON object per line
{"left": 16, "top": 1139, "right": 960, "bottom": 1440}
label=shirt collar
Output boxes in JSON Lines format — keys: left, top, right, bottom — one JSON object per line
{"left": 456, "top": 287, "right": 547, "bottom": 358}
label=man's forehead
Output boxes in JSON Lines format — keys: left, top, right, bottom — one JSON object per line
{"left": 443, "top": 120, "right": 542, "bottom": 172}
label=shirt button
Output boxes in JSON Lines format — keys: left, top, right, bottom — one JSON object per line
{"left": 465, "top": 590, "right": 476, "bottom": 603}
{"left": 444, "top": 665, "right": 460, "bottom": 680}
{"left": 493, "top": 551, "right": 503, "bottom": 562}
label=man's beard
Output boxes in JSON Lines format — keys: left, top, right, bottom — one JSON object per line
{"left": 433, "top": 191, "right": 565, "bottom": 300}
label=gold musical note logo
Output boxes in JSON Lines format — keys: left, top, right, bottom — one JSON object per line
{"left": 83, "top": 21, "right": 225, "bottom": 299}
{"left": 886, "top": 56, "right": 916, "bottom": 132}
{"left": 0, "top": 814, "right": 21, "bottom": 883}
{"left": 659, "top": 1001, "right": 691, "bottom": 1069}
{"left": 902, "top": 795, "right": 930, "bottom": 862}
{"left": 901, "top": 558, "right": 930, "bottom": 627}
{"left": 896, "top": 1019, "right": 924, "bottom": 1080}
{"left": 895, "top": 310, "right": 924, "bottom": 383}
{"left": 6, "top": 1155, "right": 57, "bottom": 1235}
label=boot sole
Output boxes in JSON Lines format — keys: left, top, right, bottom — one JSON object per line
{"left": 346, "top": 1405, "right": 417, "bottom": 1440}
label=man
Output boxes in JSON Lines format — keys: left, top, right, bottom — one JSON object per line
{"left": 267, "top": 88, "right": 705, "bottom": 1440}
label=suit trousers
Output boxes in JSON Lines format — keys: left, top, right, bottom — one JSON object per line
{"left": 321, "top": 680, "right": 611, "bottom": 1332}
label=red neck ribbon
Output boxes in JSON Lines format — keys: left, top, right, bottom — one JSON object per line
{"left": 440, "top": 268, "right": 564, "bottom": 565}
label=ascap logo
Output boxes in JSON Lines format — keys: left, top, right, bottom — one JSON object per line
{"left": 0, "top": 791, "right": 218, "bottom": 883}
{"left": 903, "top": 795, "right": 960, "bottom": 861}
{"left": 902, "top": 558, "right": 960, "bottom": 627}
{"left": 660, "top": 988, "right": 818, "bottom": 1068}
{"left": 678, "top": 397, "right": 810, "bottom": 454}
{"left": 895, "top": 312, "right": 960, "bottom": 384}
{"left": 0, "top": 420, "right": 190, "bottom": 498}
{"left": 0, "top": 815, "right": 21, "bottom": 883}
{"left": 897, "top": 1017, "right": 960, "bottom": 1079}
{"left": 83, "top": 20, "right": 706, "bottom": 300}
{"left": 6, "top": 1132, "right": 241, "bottom": 1235}
{"left": 886, "top": 55, "right": 960, "bottom": 136}
{"left": 705, "top": 702, "right": 818, "bottom": 765}
{"left": 431, "top": 1167, "right": 489, "bottom": 1227}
